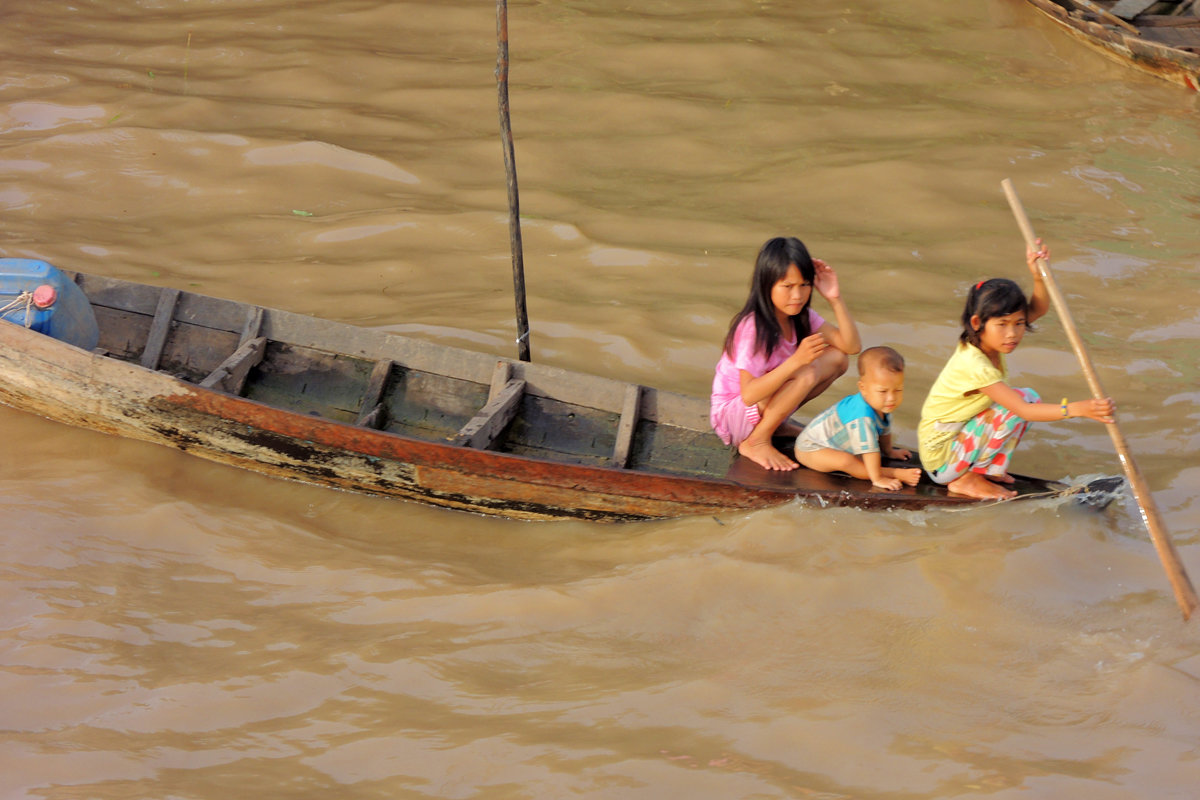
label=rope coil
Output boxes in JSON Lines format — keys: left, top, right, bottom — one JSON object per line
{"left": 0, "top": 291, "right": 36, "bottom": 328}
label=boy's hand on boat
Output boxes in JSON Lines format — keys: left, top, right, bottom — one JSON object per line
{"left": 886, "top": 446, "right": 912, "bottom": 461}
{"left": 812, "top": 258, "right": 840, "bottom": 299}
{"left": 872, "top": 476, "right": 903, "bottom": 491}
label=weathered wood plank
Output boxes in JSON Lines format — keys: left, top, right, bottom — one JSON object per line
{"left": 1072, "top": 0, "right": 1143, "bottom": 32}
{"left": 198, "top": 336, "right": 266, "bottom": 394}
{"left": 1110, "top": 0, "right": 1160, "bottom": 19}
{"left": 242, "top": 342, "right": 375, "bottom": 424}
{"left": 355, "top": 359, "right": 394, "bottom": 428}
{"left": 379, "top": 368, "right": 490, "bottom": 441}
{"left": 610, "top": 384, "right": 642, "bottom": 468}
{"left": 77, "top": 274, "right": 250, "bottom": 333}
{"left": 160, "top": 322, "right": 241, "bottom": 383}
{"left": 489, "top": 360, "right": 512, "bottom": 401}
{"left": 449, "top": 378, "right": 525, "bottom": 449}
{"left": 239, "top": 307, "right": 264, "bottom": 347}
{"left": 357, "top": 404, "right": 384, "bottom": 430}
{"left": 140, "top": 288, "right": 180, "bottom": 370}
{"left": 497, "top": 394, "right": 617, "bottom": 466}
{"left": 260, "top": 307, "right": 707, "bottom": 424}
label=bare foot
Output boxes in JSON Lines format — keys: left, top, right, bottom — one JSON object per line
{"left": 987, "top": 473, "right": 1016, "bottom": 484}
{"left": 946, "top": 471, "right": 1016, "bottom": 500}
{"left": 885, "top": 467, "right": 922, "bottom": 487}
{"left": 738, "top": 438, "right": 798, "bottom": 471}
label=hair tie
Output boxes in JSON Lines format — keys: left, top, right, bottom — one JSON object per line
{"left": 974, "top": 280, "right": 985, "bottom": 290}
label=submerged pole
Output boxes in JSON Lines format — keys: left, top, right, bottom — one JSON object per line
{"left": 496, "top": 0, "right": 531, "bottom": 362}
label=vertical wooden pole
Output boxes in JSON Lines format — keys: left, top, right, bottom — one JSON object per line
{"left": 1002, "top": 179, "right": 1197, "bottom": 621}
{"left": 496, "top": 0, "right": 531, "bottom": 362}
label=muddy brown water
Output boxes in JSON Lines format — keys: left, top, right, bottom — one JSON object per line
{"left": 2, "top": 1, "right": 1199, "bottom": 797}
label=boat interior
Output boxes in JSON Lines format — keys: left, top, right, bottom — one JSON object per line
{"left": 75, "top": 274, "right": 737, "bottom": 478}
{"left": 1057, "top": 0, "right": 1200, "bottom": 47}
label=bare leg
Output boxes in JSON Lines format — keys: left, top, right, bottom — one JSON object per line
{"left": 738, "top": 385, "right": 810, "bottom": 470}
{"left": 738, "top": 350, "right": 848, "bottom": 471}
{"left": 795, "top": 347, "right": 848, "bottom": 409}
{"left": 797, "top": 449, "right": 922, "bottom": 486}
{"left": 946, "top": 471, "right": 1016, "bottom": 500}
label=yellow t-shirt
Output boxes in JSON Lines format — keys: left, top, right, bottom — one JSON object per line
{"left": 918, "top": 343, "right": 1007, "bottom": 472}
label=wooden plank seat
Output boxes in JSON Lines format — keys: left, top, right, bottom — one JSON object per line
{"left": 609, "top": 384, "right": 642, "bottom": 468}
{"left": 239, "top": 306, "right": 264, "bottom": 347}
{"left": 140, "top": 288, "right": 180, "bottom": 370}
{"left": 450, "top": 379, "right": 525, "bottom": 449}
{"left": 1110, "top": 0, "right": 1161, "bottom": 19}
{"left": 450, "top": 361, "right": 525, "bottom": 449}
{"left": 199, "top": 336, "right": 267, "bottom": 394}
{"left": 354, "top": 359, "right": 394, "bottom": 429}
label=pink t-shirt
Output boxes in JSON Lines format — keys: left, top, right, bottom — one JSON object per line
{"left": 709, "top": 309, "right": 825, "bottom": 438}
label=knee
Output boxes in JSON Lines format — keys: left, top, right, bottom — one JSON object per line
{"left": 822, "top": 348, "right": 849, "bottom": 379}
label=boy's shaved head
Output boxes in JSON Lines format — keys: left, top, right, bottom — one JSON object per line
{"left": 858, "top": 346, "right": 905, "bottom": 376}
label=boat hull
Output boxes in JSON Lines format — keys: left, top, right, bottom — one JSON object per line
{"left": 1024, "top": 0, "right": 1200, "bottom": 91}
{"left": 0, "top": 321, "right": 793, "bottom": 521}
{"left": 0, "top": 270, "right": 1112, "bottom": 521}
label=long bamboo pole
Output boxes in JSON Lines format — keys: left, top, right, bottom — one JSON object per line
{"left": 1002, "top": 178, "right": 1197, "bottom": 621}
{"left": 496, "top": 0, "right": 531, "bottom": 362}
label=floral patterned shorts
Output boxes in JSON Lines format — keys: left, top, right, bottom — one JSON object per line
{"left": 928, "top": 388, "right": 1040, "bottom": 484}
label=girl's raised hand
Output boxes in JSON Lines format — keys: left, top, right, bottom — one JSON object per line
{"left": 812, "top": 258, "right": 840, "bottom": 299}
{"left": 1026, "top": 238, "right": 1049, "bottom": 277}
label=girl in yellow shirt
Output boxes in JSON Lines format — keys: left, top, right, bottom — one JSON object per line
{"left": 918, "top": 242, "right": 1114, "bottom": 500}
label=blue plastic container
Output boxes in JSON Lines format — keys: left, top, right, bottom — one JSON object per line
{"left": 0, "top": 258, "right": 100, "bottom": 350}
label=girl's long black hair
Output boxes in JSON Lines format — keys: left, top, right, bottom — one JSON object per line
{"left": 722, "top": 237, "right": 816, "bottom": 357}
{"left": 960, "top": 278, "right": 1032, "bottom": 346}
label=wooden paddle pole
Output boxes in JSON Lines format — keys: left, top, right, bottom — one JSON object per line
{"left": 496, "top": 0, "right": 531, "bottom": 362}
{"left": 1002, "top": 179, "right": 1198, "bottom": 620}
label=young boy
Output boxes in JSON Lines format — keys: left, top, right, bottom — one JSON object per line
{"left": 793, "top": 345, "right": 922, "bottom": 491}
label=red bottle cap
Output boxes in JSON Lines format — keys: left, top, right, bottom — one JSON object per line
{"left": 32, "top": 285, "right": 57, "bottom": 309}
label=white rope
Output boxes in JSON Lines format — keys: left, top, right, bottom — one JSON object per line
{"left": 0, "top": 291, "right": 35, "bottom": 327}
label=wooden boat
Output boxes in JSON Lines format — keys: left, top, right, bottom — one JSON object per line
{"left": 0, "top": 264, "right": 1121, "bottom": 521}
{"left": 1023, "top": 0, "right": 1200, "bottom": 90}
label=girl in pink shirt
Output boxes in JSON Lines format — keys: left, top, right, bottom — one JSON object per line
{"left": 710, "top": 237, "right": 862, "bottom": 471}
